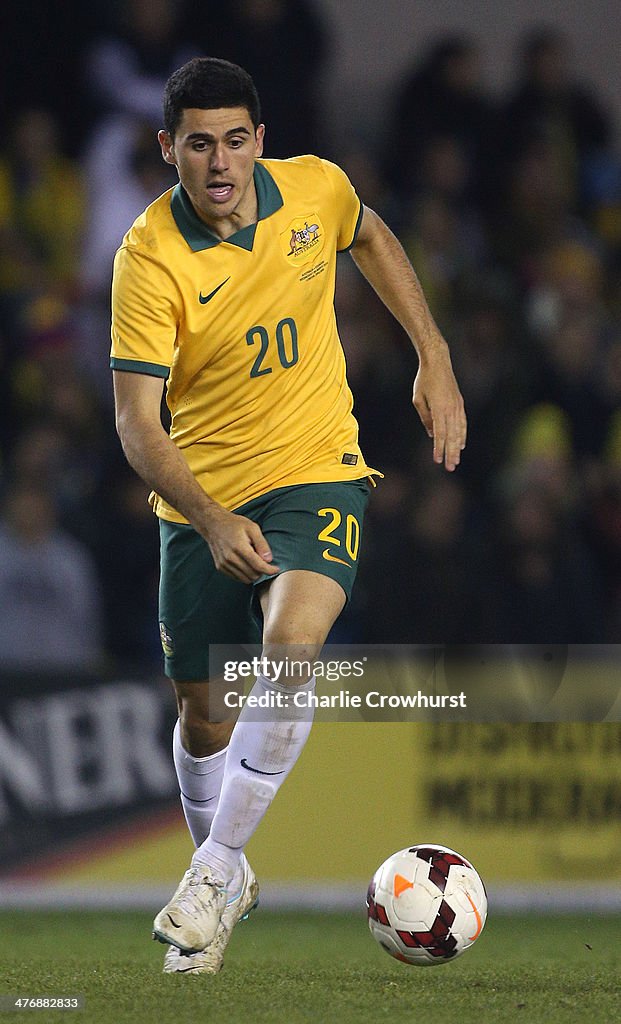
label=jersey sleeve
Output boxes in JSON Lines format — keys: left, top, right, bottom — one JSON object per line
{"left": 320, "top": 159, "right": 363, "bottom": 252}
{"left": 110, "top": 245, "right": 179, "bottom": 378}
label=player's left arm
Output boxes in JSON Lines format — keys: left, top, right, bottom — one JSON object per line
{"left": 351, "top": 205, "right": 467, "bottom": 472}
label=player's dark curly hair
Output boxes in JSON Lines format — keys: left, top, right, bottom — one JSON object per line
{"left": 163, "top": 57, "right": 261, "bottom": 137}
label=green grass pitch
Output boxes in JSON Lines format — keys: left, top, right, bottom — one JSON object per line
{"left": 0, "top": 910, "right": 619, "bottom": 1024}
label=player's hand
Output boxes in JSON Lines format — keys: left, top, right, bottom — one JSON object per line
{"left": 412, "top": 348, "right": 467, "bottom": 472}
{"left": 200, "top": 508, "right": 280, "bottom": 583}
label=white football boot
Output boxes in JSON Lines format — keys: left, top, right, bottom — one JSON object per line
{"left": 153, "top": 862, "right": 228, "bottom": 953}
{"left": 163, "top": 856, "right": 259, "bottom": 974}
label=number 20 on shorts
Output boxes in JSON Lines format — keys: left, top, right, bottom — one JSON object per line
{"left": 317, "top": 507, "right": 360, "bottom": 564}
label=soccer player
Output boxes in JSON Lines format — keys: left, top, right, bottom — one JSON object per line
{"left": 111, "top": 57, "right": 466, "bottom": 974}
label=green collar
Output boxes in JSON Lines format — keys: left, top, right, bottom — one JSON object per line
{"left": 170, "top": 162, "right": 283, "bottom": 252}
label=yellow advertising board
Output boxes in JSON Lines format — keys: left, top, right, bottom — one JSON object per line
{"left": 249, "top": 721, "right": 621, "bottom": 884}
{"left": 59, "top": 721, "right": 621, "bottom": 886}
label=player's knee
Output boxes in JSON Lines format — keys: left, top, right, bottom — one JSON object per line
{"left": 262, "top": 634, "right": 323, "bottom": 685}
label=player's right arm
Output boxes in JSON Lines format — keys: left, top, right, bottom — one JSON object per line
{"left": 111, "top": 241, "right": 278, "bottom": 584}
{"left": 113, "top": 370, "right": 277, "bottom": 584}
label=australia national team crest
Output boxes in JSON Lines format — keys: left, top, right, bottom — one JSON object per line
{"left": 281, "top": 215, "right": 325, "bottom": 266}
{"left": 159, "top": 622, "right": 174, "bottom": 657}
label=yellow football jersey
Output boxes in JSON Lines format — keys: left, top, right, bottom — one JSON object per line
{"left": 110, "top": 155, "right": 379, "bottom": 522}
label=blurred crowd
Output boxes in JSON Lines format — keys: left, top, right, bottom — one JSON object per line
{"left": 0, "top": 0, "right": 620, "bottom": 672}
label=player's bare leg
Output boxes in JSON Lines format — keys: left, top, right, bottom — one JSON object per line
{"left": 189, "top": 570, "right": 344, "bottom": 876}
{"left": 154, "top": 570, "right": 345, "bottom": 959}
{"left": 173, "top": 683, "right": 233, "bottom": 757}
{"left": 260, "top": 568, "right": 346, "bottom": 660}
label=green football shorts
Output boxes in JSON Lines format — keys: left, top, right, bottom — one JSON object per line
{"left": 158, "top": 478, "right": 370, "bottom": 681}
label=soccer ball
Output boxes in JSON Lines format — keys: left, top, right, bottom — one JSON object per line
{"left": 367, "top": 843, "right": 487, "bottom": 966}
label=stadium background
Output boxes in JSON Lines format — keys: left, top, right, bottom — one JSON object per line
{"left": 0, "top": 0, "right": 620, "bottom": 911}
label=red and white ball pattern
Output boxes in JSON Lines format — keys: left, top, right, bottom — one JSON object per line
{"left": 367, "top": 843, "right": 487, "bottom": 966}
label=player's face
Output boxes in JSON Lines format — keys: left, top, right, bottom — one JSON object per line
{"left": 159, "top": 107, "right": 265, "bottom": 228}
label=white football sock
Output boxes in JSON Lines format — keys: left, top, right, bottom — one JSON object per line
{"left": 172, "top": 719, "right": 226, "bottom": 847}
{"left": 191, "top": 674, "right": 316, "bottom": 884}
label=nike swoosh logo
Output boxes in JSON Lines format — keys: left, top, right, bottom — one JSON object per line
{"left": 240, "top": 758, "right": 285, "bottom": 776}
{"left": 322, "top": 549, "right": 352, "bottom": 568}
{"left": 199, "top": 277, "right": 230, "bottom": 304}
{"left": 167, "top": 914, "right": 182, "bottom": 928}
{"left": 465, "top": 892, "right": 483, "bottom": 940}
